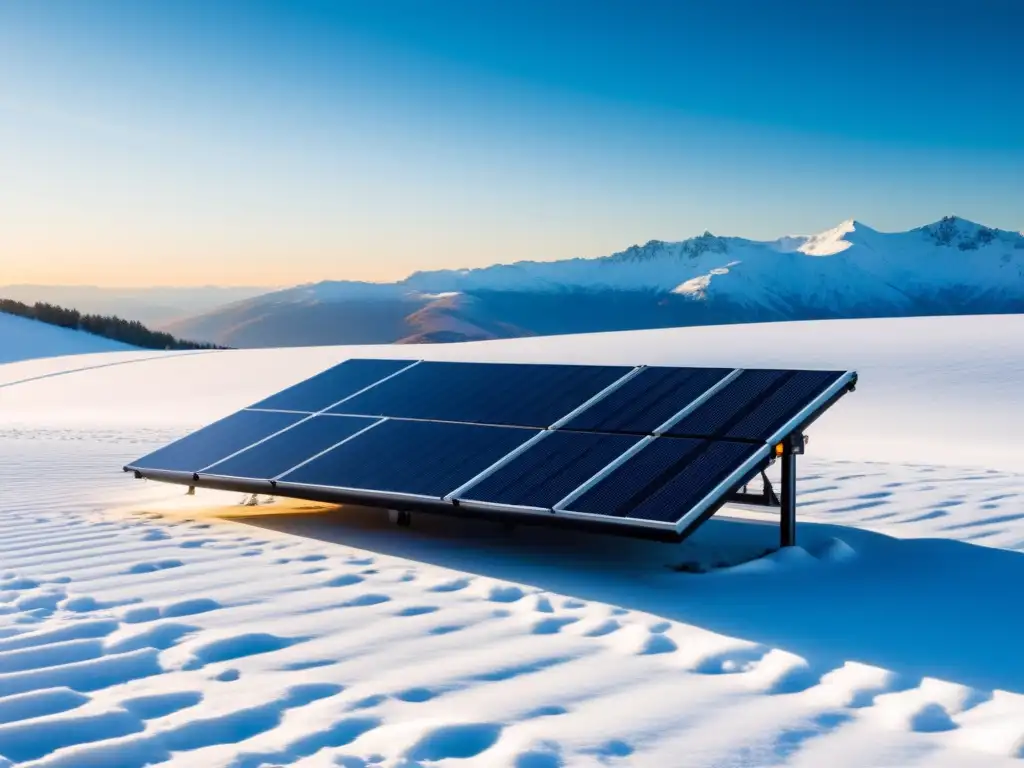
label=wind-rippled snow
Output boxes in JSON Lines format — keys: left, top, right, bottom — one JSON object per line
{"left": 0, "top": 315, "right": 1022, "bottom": 766}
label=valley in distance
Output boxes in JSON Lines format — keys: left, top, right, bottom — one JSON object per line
{"left": 5, "top": 215, "right": 1023, "bottom": 349}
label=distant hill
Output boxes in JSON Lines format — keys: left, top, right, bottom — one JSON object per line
{"left": 166, "top": 216, "right": 1024, "bottom": 348}
{"left": 0, "top": 311, "right": 138, "bottom": 364}
{"left": 0, "top": 299, "right": 223, "bottom": 363}
{"left": 0, "top": 285, "right": 272, "bottom": 327}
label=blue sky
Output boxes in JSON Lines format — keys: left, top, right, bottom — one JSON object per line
{"left": 1, "top": 0, "right": 1021, "bottom": 286}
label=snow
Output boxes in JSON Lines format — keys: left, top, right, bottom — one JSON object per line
{"left": 788, "top": 219, "right": 857, "bottom": 256}
{"left": 0, "top": 315, "right": 1023, "bottom": 766}
{"left": 391, "top": 216, "right": 1024, "bottom": 305}
{"left": 0, "top": 313, "right": 138, "bottom": 365}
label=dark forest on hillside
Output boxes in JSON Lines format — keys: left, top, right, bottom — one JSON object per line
{"left": 0, "top": 299, "right": 225, "bottom": 351}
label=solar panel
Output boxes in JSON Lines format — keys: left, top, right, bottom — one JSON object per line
{"left": 454, "top": 430, "right": 642, "bottom": 510}
{"left": 250, "top": 358, "right": 415, "bottom": 413}
{"left": 664, "top": 369, "right": 847, "bottom": 442}
{"left": 557, "top": 438, "right": 766, "bottom": 526}
{"left": 125, "top": 357, "right": 856, "bottom": 543}
{"left": 128, "top": 410, "right": 306, "bottom": 474}
{"left": 201, "top": 415, "right": 381, "bottom": 480}
{"left": 562, "top": 366, "right": 733, "bottom": 434}
{"left": 327, "top": 361, "right": 632, "bottom": 428}
{"left": 278, "top": 419, "right": 538, "bottom": 499}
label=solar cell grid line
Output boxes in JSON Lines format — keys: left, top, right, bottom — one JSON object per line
{"left": 725, "top": 369, "right": 849, "bottom": 443}
{"left": 249, "top": 358, "right": 419, "bottom": 413}
{"left": 561, "top": 366, "right": 734, "bottom": 435}
{"left": 560, "top": 438, "right": 768, "bottom": 525}
{"left": 198, "top": 414, "right": 383, "bottom": 481}
{"left": 761, "top": 370, "right": 855, "bottom": 446}
{"left": 663, "top": 369, "right": 847, "bottom": 442}
{"left": 125, "top": 409, "right": 307, "bottom": 475}
{"left": 661, "top": 442, "right": 772, "bottom": 535}
{"left": 270, "top": 417, "right": 387, "bottom": 481}
{"left": 245, "top": 408, "right": 320, "bottom": 415}
{"left": 456, "top": 430, "right": 643, "bottom": 512}
{"left": 444, "top": 429, "right": 554, "bottom": 502}
{"left": 399, "top": 362, "right": 630, "bottom": 427}
{"left": 552, "top": 435, "right": 656, "bottom": 512}
{"left": 277, "top": 419, "right": 540, "bottom": 500}
{"left": 319, "top": 359, "right": 423, "bottom": 414}
{"left": 661, "top": 368, "right": 786, "bottom": 440}
{"left": 327, "top": 361, "right": 632, "bottom": 428}
{"left": 546, "top": 366, "right": 644, "bottom": 429}
{"left": 652, "top": 368, "right": 743, "bottom": 434}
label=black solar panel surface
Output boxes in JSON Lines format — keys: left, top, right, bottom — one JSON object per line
{"left": 279, "top": 419, "right": 538, "bottom": 498}
{"left": 250, "top": 358, "right": 412, "bottom": 413}
{"left": 566, "top": 438, "right": 765, "bottom": 523}
{"left": 328, "top": 361, "right": 630, "bottom": 428}
{"left": 665, "top": 369, "right": 846, "bottom": 442}
{"left": 129, "top": 410, "right": 305, "bottom": 474}
{"left": 563, "top": 366, "right": 732, "bottom": 434}
{"left": 459, "top": 430, "right": 641, "bottom": 509}
{"left": 127, "top": 359, "right": 853, "bottom": 536}
{"left": 202, "top": 415, "right": 380, "bottom": 480}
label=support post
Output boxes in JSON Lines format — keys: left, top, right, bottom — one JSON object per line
{"left": 388, "top": 509, "right": 411, "bottom": 527}
{"left": 779, "top": 433, "right": 802, "bottom": 547}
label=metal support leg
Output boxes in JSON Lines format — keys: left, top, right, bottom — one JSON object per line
{"left": 780, "top": 438, "right": 797, "bottom": 547}
{"left": 388, "top": 509, "right": 411, "bottom": 527}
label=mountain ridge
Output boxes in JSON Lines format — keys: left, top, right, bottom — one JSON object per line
{"left": 164, "top": 216, "right": 1024, "bottom": 347}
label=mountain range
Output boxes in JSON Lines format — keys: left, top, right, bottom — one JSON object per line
{"left": 164, "top": 216, "right": 1024, "bottom": 347}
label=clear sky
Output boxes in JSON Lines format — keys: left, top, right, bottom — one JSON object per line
{"left": 1, "top": 0, "right": 1021, "bottom": 287}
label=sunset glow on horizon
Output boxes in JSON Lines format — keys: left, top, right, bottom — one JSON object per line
{"left": 2, "top": 0, "right": 1022, "bottom": 288}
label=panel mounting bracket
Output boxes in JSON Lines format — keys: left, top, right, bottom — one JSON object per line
{"left": 729, "top": 470, "right": 779, "bottom": 507}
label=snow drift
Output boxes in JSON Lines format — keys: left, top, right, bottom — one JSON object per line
{"left": 1, "top": 315, "right": 1023, "bottom": 766}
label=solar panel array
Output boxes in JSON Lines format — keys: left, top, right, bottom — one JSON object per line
{"left": 127, "top": 358, "right": 855, "bottom": 539}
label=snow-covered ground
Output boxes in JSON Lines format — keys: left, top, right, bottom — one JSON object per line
{"left": 0, "top": 315, "right": 1022, "bottom": 766}
{"left": 0, "top": 313, "right": 137, "bottom": 365}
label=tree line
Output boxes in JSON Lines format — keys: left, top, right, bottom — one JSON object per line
{"left": 0, "top": 298, "right": 226, "bottom": 350}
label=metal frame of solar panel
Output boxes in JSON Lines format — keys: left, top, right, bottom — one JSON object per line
{"left": 124, "top": 358, "right": 857, "bottom": 544}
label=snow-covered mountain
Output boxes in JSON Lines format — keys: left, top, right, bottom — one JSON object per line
{"left": 166, "top": 216, "right": 1024, "bottom": 347}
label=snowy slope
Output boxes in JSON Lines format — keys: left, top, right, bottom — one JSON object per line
{"left": 5, "top": 314, "right": 1021, "bottom": 469}
{"left": 0, "top": 312, "right": 138, "bottom": 365}
{"left": 0, "top": 316, "right": 1023, "bottom": 766}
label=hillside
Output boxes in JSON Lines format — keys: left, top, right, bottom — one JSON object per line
{"left": 0, "top": 315, "right": 1022, "bottom": 766}
{"left": 166, "top": 216, "right": 1024, "bottom": 347}
{"left": 0, "top": 285, "right": 272, "bottom": 327}
{"left": 0, "top": 311, "right": 139, "bottom": 364}
{"left": 0, "top": 300, "right": 223, "bottom": 364}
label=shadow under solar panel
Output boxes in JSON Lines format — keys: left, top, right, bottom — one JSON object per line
{"left": 250, "top": 358, "right": 416, "bottom": 413}
{"left": 328, "top": 361, "right": 631, "bottom": 428}
{"left": 127, "top": 410, "right": 306, "bottom": 474}
{"left": 278, "top": 419, "right": 538, "bottom": 499}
